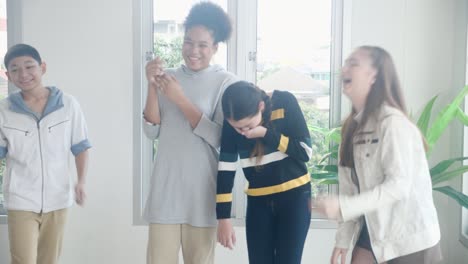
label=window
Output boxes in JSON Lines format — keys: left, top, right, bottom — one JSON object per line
{"left": 462, "top": 102, "right": 468, "bottom": 247}
{"left": 0, "top": 0, "right": 24, "bottom": 221}
{"left": 0, "top": 0, "right": 8, "bottom": 216}
{"left": 255, "top": 0, "right": 335, "bottom": 199}
{"left": 133, "top": 0, "right": 343, "bottom": 225}
{"left": 462, "top": 170, "right": 468, "bottom": 247}
{"left": 461, "top": 33, "right": 468, "bottom": 248}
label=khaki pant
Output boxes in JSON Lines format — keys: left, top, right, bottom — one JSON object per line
{"left": 8, "top": 209, "right": 68, "bottom": 264}
{"left": 147, "top": 223, "right": 216, "bottom": 264}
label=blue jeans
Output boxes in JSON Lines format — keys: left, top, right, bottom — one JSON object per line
{"left": 246, "top": 185, "right": 311, "bottom": 264}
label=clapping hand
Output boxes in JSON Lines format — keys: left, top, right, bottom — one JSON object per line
{"left": 313, "top": 195, "right": 342, "bottom": 220}
{"left": 145, "top": 57, "right": 164, "bottom": 88}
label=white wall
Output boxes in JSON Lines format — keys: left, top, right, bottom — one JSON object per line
{"left": 0, "top": 0, "right": 467, "bottom": 263}
{"left": 0, "top": 0, "right": 150, "bottom": 263}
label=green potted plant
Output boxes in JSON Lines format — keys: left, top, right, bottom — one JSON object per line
{"left": 310, "top": 85, "right": 468, "bottom": 208}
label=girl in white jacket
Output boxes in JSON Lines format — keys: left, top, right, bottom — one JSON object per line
{"left": 315, "top": 46, "right": 442, "bottom": 264}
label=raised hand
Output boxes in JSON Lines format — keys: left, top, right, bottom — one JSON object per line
{"left": 240, "top": 126, "right": 267, "bottom": 139}
{"left": 157, "top": 74, "right": 185, "bottom": 103}
{"left": 313, "top": 195, "right": 342, "bottom": 220}
{"left": 145, "top": 57, "right": 164, "bottom": 88}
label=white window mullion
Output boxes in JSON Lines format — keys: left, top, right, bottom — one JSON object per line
{"left": 6, "top": 0, "right": 22, "bottom": 94}
{"left": 235, "top": 0, "right": 257, "bottom": 83}
{"left": 132, "top": 0, "right": 153, "bottom": 225}
{"left": 226, "top": 0, "right": 237, "bottom": 74}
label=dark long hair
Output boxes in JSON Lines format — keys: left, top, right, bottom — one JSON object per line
{"left": 340, "top": 46, "right": 407, "bottom": 168}
{"left": 222, "top": 81, "right": 272, "bottom": 160}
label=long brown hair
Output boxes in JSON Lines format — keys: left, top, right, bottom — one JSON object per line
{"left": 222, "top": 81, "right": 272, "bottom": 163}
{"left": 340, "top": 46, "right": 407, "bottom": 168}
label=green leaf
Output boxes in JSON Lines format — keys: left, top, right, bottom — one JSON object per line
{"left": 456, "top": 107, "right": 468, "bottom": 126}
{"left": 433, "top": 186, "right": 468, "bottom": 209}
{"left": 317, "top": 179, "right": 339, "bottom": 185}
{"left": 330, "top": 144, "right": 339, "bottom": 153}
{"left": 431, "top": 165, "right": 468, "bottom": 185}
{"left": 318, "top": 150, "right": 339, "bottom": 164}
{"left": 426, "top": 85, "right": 468, "bottom": 152}
{"left": 430, "top": 157, "right": 468, "bottom": 176}
{"left": 310, "top": 171, "right": 338, "bottom": 180}
{"left": 309, "top": 125, "right": 331, "bottom": 135}
{"left": 313, "top": 164, "right": 338, "bottom": 173}
{"left": 328, "top": 127, "right": 342, "bottom": 144}
{"left": 416, "top": 95, "right": 438, "bottom": 137}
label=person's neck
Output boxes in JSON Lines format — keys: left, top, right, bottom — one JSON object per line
{"left": 21, "top": 86, "right": 49, "bottom": 101}
{"left": 353, "top": 99, "right": 366, "bottom": 113}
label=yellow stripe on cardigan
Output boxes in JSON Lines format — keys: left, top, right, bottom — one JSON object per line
{"left": 270, "top": 109, "right": 284, "bottom": 120}
{"left": 278, "top": 134, "right": 289, "bottom": 152}
{"left": 216, "top": 193, "right": 233, "bottom": 203}
{"left": 245, "top": 174, "right": 311, "bottom": 196}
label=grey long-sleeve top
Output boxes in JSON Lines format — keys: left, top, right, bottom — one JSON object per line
{"left": 143, "top": 64, "right": 238, "bottom": 227}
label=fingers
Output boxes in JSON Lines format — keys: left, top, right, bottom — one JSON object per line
{"left": 77, "top": 192, "right": 84, "bottom": 205}
{"left": 218, "top": 235, "right": 232, "bottom": 249}
{"left": 226, "top": 228, "right": 235, "bottom": 250}
{"left": 157, "top": 76, "right": 168, "bottom": 93}
{"left": 156, "top": 75, "right": 180, "bottom": 96}
{"left": 330, "top": 248, "right": 347, "bottom": 264}
{"left": 218, "top": 234, "right": 234, "bottom": 250}
{"left": 75, "top": 187, "right": 85, "bottom": 206}
{"left": 232, "top": 230, "right": 237, "bottom": 246}
{"left": 169, "top": 75, "right": 177, "bottom": 82}
{"left": 146, "top": 57, "right": 165, "bottom": 84}
{"left": 226, "top": 238, "right": 234, "bottom": 250}
{"left": 217, "top": 221, "right": 235, "bottom": 250}
{"left": 313, "top": 196, "right": 336, "bottom": 218}
{"left": 313, "top": 199, "right": 325, "bottom": 215}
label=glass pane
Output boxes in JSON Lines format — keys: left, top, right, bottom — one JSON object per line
{"left": 152, "top": 0, "right": 228, "bottom": 159}
{"left": 256, "top": 0, "right": 332, "bottom": 197}
{"left": 0, "top": 0, "right": 7, "bottom": 215}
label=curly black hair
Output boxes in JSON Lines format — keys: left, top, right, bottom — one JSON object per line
{"left": 183, "top": 1, "right": 232, "bottom": 44}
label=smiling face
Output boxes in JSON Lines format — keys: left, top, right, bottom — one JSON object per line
{"left": 227, "top": 101, "right": 264, "bottom": 135}
{"left": 6, "top": 56, "right": 46, "bottom": 92}
{"left": 182, "top": 25, "right": 218, "bottom": 72}
{"left": 341, "top": 49, "right": 377, "bottom": 111}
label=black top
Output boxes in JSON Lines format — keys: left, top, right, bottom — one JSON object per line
{"left": 216, "top": 90, "right": 312, "bottom": 219}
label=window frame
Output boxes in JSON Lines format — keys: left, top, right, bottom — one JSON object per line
{"left": 461, "top": 51, "right": 468, "bottom": 247}
{"left": 132, "top": 0, "right": 154, "bottom": 225}
{"left": 461, "top": 170, "right": 468, "bottom": 248}
{"left": 0, "top": 0, "right": 23, "bottom": 223}
{"left": 133, "top": 0, "right": 344, "bottom": 229}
